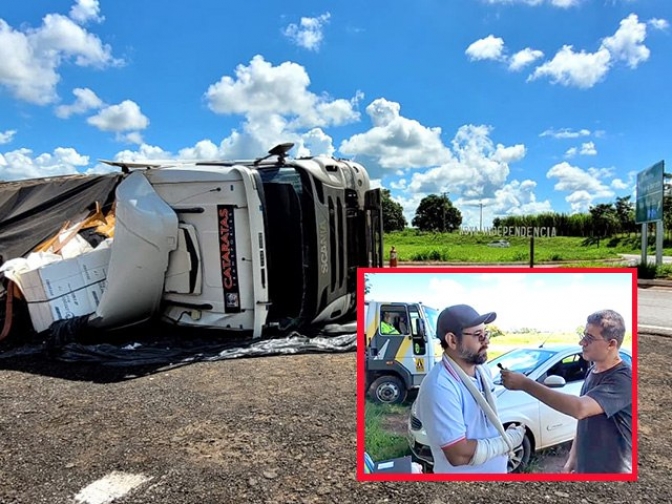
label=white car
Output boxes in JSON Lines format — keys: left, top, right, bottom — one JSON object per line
{"left": 487, "top": 240, "right": 510, "bottom": 248}
{"left": 407, "top": 344, "right": 633, "bottom": 473}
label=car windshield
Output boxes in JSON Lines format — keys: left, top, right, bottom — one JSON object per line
{"left": 487, "top": 348, "right": 557, "bottom": 384}
{"left": 423, "top": 306, "right": 439, "bottom": 339}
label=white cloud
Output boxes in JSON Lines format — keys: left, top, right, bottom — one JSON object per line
{"left": 466, "top": 35, "right": 505, "bottom": 61}
{"left": 53, "top": 146, "right": 89, "bottom": 165}
{"left": 550, "top": 0, "right": 581, "bottom": 6}
{"left": 580, "top": 141, "right": 597, "bottom": 155}
{"left": 540, "top": 128, "right": 591, "bottom": 139}
{"left": 389, "top": 178, "right": 407, "bottom": 190}
{"left": 529, "top": 14, "right": 655, "bottom": 88}
{"left": 493, "top": 144, "right": 526, "bottom": 163}
{"left": 565, "top": 142, "right": 597, "bottom": 157}
{"left": 0, "top": 8, "right": 120, "bottom": 105}
{"left": 528, "top": 45, "right": 612, "bottom": 88}
{"left": 69, "top": 0, "right": 104, "bottom": 24}
{"left": 55, "top": 87, "right": 104, "bottom": 118}
{"left": 601, "top": 14, "right": 650, "bottom": 68}
{"left": 0, "top": 146, "right": 88, "bottom": 181}
{"left": 177, "top": 140, "right": 220, "bottom": 161}
{"left": 508, "top": 48, "right": 544, "bottom": 71}
{"left": 0, "top": 130, "right": 16, "bottom": 144}
{"left": 339, "top": 98, "right": 452, "bottom": 169}
{"left": 649, "top": 18, "right": 670, "bottom": 31}
{"left": 611, "top": 178, "right": 629, "bottom": 190}
{"left": 492, "top": 179, "right": 553, "bottom": 218}
{"left": 122, "top": 132, "right": 144, "bottom": 145}
{"left": 565, "top": 190, "right": 594, "bottom": 213}
{"left": 87, "top": 100, "right": 149, "bottom": 132}
{"left": 405, "top": 125, "right": 526, "bottom": 204}
{"left": 282, "top": 12, "right": 331, "bottom": 52}
{"left": 113, "top": 143, "right": 172, "bottom": 163}
{"left": 484, "top": 0, "right": 582, "bottom": 6}
{"left": 547, "top": 161, "right": 614, "bottom": 212}
{"left": 295, "top": 128, "right": 336, "bottom": 157}
{"left": 205, "top": 55, "right": 360, "bottom": 129}
{"left": 393, "top": 191, "right": 426, "bottom": 228}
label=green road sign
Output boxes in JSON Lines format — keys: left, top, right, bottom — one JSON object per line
{"left": 635, "top": 160, "right": 664, "bottom": 223}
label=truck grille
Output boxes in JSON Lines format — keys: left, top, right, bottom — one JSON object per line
{"left": 327, "top": 195, "right": 346, "bottom": 293}
{"left": 411, "top": 415, "right": 422, "bottom": 430}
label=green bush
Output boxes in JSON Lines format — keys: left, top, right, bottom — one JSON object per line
{"left": 637, "top": 262, "right": 657, "bottom": 279}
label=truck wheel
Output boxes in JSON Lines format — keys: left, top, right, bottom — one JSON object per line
{"left": 507, "top": 429, "right": 532, "bottom": 473}
{"left": 369, "top": 375, "right": 407, "bottom": 405}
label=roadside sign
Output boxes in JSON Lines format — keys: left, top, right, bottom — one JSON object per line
{"left": 635, "top": 161, "right": 664, "bottom": 223}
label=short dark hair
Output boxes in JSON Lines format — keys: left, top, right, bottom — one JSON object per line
{"left": 587, "top": 309, "right": 626, "bottom": 348}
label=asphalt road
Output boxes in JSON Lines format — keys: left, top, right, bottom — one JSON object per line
{"left": 620, "top": 254, "right": 672, "bottom": 265}
{"left": 638, "top": 286, "right": 672, "bottom": 335}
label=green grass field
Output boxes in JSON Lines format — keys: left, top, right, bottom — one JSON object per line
{"left": 383, "top": 229, "right": 672, "bottom": 264}
{"left": 364, "top": 402, "right": 412, "bottom": 461}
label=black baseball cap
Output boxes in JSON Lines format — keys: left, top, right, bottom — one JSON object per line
{"left": 437, "top": 304, "right": 497, "bottom": 338}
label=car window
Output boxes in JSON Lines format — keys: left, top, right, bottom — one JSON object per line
{"left": 543, "top": 353, "right": 588, "bottom": 383}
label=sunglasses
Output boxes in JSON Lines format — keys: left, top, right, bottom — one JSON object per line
{"left": 462, "top": 330, "right": 490, "bottom": 342}
{"left": 580, "top": 332, "right": 610, "bottom": 345}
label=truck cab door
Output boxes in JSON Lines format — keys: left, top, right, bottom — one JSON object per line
{"left": 406, "top": 305, "right": 431, "bottom": 385}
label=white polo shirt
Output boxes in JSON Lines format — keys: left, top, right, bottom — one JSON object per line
{"left": 415, "top": 355, "right": 507, "bottom": 473}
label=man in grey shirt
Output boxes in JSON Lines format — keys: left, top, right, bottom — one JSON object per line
{"left": 500, "top": 309, "right": 632, "bottom": 473}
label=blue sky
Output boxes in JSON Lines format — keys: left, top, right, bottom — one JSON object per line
{"left": 0, "top": 0, "right": 670, "bottom": 228}
{"left": 365, "top": 270, "right": 634, "bottom": 333}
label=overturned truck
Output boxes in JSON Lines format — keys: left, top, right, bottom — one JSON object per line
{"left": 0, "top": 143, "right": 383, "bottom": 342}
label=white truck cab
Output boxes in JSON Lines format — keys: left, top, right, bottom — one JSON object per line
{"left": 364, "top": 300, "right": 443, "bottom": 404}
{"left": 85, "top": 143, "right": 383, "bottom": 338}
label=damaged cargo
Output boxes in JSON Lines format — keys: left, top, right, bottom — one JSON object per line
{"left": 0, "top": 143, "right": 383, "bottom": 344}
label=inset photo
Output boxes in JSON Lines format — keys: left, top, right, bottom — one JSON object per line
{"left": 357, "top": 267, "right": 637, "bottom": 482}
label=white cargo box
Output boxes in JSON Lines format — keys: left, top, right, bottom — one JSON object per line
{"left": 13, "top": 248, "right": 112, "bottom": 333}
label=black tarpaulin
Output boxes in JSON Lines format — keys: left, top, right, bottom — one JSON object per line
{"left": 0, "top": 173, "right": 122, "bottom": 262}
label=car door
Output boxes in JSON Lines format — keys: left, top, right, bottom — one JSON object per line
{"left": 537, "top": 352, "right": 587, "bottom": 448}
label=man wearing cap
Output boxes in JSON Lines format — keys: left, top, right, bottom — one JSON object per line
{"left": 415, "top": 304, "right": 525, "bottom": 473}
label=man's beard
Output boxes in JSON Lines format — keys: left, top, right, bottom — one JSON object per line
{"left": 458, "top": 343, "right": 487, "bottom": 365}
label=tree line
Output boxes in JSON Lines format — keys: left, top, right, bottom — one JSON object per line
{"left": 383, "top": 188, "right": 672, "bottom": 239}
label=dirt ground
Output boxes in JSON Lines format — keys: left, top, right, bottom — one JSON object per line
{"left": 0, "top": 332, "right": 669, "bottom": 504}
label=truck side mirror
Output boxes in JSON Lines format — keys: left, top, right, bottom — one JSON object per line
{"left": 415, "top": 318, "right": 425, "bottom": 339}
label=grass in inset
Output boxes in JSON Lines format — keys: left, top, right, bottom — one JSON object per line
{"left": 364, "top": 401, "right": 412, "bottom": 462}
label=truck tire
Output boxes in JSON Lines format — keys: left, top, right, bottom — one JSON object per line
{"left": 369, "top": 375, "right": 407, "bottom": 405}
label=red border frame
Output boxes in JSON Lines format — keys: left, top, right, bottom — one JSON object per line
{"left": 356, "top": 266, "right": 638, "bottom": 482}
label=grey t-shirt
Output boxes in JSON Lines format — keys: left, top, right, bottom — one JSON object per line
{"left": 576, "top": 361, "right": 632, "bottom": 473}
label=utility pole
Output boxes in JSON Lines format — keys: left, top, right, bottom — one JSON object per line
{"left": 478, "top": 202, "right": 483, "bottom": 232}
{"left": 464, "top": 200, "right": 492, "bottom": 232}
{"left": 442, "top": 192, "right": 448, "bottom": 233}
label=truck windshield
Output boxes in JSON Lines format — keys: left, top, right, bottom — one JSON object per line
{"left": 256, "top": 167, "right": 315, "bottom": 324}
{"left": 423, "top": 306, "right": 439, "bottom": 339}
